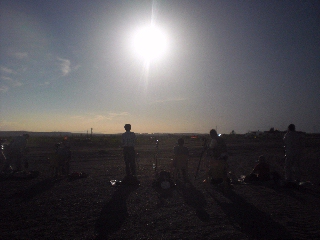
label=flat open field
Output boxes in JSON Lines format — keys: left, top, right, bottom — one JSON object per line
{"left": 1, "top": 134, "right": 320, "bottom": 239}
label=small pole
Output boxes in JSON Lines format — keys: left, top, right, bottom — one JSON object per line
{"left": 154, "top": 139, "right": 159, "bottom": 172}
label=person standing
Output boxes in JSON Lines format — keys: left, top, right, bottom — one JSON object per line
{"left": 122, "top": 124, "right": 136, "bottom": 178}
{"left": 173, "top": 138, "right": 189, "bottom": 183}
{"left": 3, "top": 134, "right": 29, "bottom": 172}
{"left": 1, "top": 139, "right": 9, "bottom": 172}
{"left": 56, "top": 137, "right": 71, "bottom": 175}
{"left": 205, "top": 129, "right": 230, "bottom": 192}
{"left": 283, "top": 124, "right": 304, "bottom": 184}
{"left": 207, "top": 129, "right": 228, "bottom": 161}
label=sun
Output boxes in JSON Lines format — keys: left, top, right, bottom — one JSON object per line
{"left": 133, "top": 24, "right": 167, "bottom": 62}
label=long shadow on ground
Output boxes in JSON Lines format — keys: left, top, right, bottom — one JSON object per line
{"left": 12, "top": 178, "right": 62, "bottom": 202}
{"left": 273, "top": 183, "right": 320, "bottom": 201}
{"left": 208, "top": 189, "right": 293, "bottom": 239}
{"left": 95, "top": 180, "right": 139, "bottom": 240}
{"left": 176, "top": 181, "right": 210, "bottom": 222}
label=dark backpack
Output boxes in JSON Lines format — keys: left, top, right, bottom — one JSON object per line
{"left": 153, "top": 171, "right": 174, "bottom": 189}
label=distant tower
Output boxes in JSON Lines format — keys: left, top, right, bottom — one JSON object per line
{"left": 91, "top": 128, "right": 93, "bottom": 138}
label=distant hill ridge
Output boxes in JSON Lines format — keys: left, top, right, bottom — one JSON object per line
{"left": 0, "top": 131, "right": 72, "bottom": 137}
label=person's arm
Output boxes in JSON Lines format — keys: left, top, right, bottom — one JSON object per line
{"left": 251, "top": 163, "right": 260, "bottom": 174}
{"left": 121, "top": 134, "right": 126, "bottom": 147}
{"left": 132, "top": 132, "right": 136, "bottom": 146}
{"left": 185, "top": 147, "right": 189, "bottom": 158}
{"left": 172, "top": 147, "right": 178, "bottom": 167}
{"left": 23, "top": 138, "right": 29, "bottom": 153}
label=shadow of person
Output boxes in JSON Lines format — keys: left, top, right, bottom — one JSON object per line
{"left": 302, "top": 186, "right": 320, "bottom": 199}
{"left": 208, "top": 189, "right": 293, "bottom": 239}
{"left": 13, "top": 178, "right": 62, "bottom": 202}
{"left": 272, "top": 182, "right": 320, "bottom": 202}
{"left": 152, "top": 170, "right": 176, "bottom": 201}
{"left": 272, "top": 184, "right": 307, "bottom": 203}
{"left": 176, "top": 181, "right": 210, "bottom": 222}
{"left": 95, "top": 179, "right": 138, "bottom": 239}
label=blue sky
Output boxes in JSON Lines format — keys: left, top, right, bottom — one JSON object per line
{"left": 1, "top": 0, "right": 319, "bottom": 134}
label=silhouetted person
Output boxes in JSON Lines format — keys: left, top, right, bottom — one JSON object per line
{"left": 244, "top": 155, "right": 270, "bottom": 182}
{"left": 55, "top": 137, "right": 71, "bottom": 175}
{"left": 2, "top": 134, "right": 29, "bottom": 172}
{"left": 173, "top": 138, "right": 189, "bottom": 183}
{"left": 205, "top": 129, "right": 230, "bottom": 192}
{"left": 0, "top": 139, "right": 8, "bottom": 171}
{"left": 207, "top": 129, "right": 228, "bottom": 160}
{"left": 122, "top": 124, "right": 136, "bottom": 178}
{"left": 283, "top": 124, "right": 304, "bottom": 184}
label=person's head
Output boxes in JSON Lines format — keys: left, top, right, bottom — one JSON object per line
{"left": 258, "top": 155, "right": 266, "bottom": 163}
{"left": 124, "top": 124, "right": 131, "bottom": 131}
{"left": 288, "top": 124, "right": 295, "bottom": 131}
{"left": 23, "top": 133, "right": 29, "bottom": 139}
{"left": 178, "top": 138, "right": 184, "bottom": 146}
{"left": 209, "top": 129, "right": 218, "bottom": 139}
{"left": 62, "top": 137, "right": 69, "bottom": 146}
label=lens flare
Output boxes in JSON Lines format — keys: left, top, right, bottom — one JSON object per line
{"left": 133, "top": 25, "right": 167, "bottom": 62}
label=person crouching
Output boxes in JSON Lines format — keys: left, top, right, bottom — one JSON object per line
{"left": 244, "top": 155, "right": 270, "bottom": 182}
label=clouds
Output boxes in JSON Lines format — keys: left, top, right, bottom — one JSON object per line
{"left": 1, "top": 66, "right": 16, "bottom": 75}
{"left": 0, "top": 86, "right": 9, "bottom": 93}
{"left": 0, "top": 65, "right": 23, "bottom": 91}
{"left": 0, "top": 51, "right": 78, "bottom": 93}
{"left": 0, "top": 51, "right": 30, "bottom": 92}
{"left": 57, "top": 57, "right": 71, "bottom": 76}
{"left": 10, "top": 51, "right": 28, "bottom": 60}
{"left": 56, "top": 57, "right": 81, "bottom": 77}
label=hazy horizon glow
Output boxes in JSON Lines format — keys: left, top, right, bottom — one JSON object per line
{"left": 1, "top": 1, "right": 319, "bottom": 134}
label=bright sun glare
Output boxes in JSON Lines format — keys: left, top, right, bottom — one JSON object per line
{"left": 133, "top": 24, "right": 167, "bottom": 62}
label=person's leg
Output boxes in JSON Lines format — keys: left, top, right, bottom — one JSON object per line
{"left": 222, "top": 166, "right": 231, "bottom": 192}
{"left": 13, "top": 152, "right": 22, "bottom": 172}
{"left": 2, "top": 157, "right": 12, "bottom": 172}
{"left": 293, "top": 155, "right": 301, "bottom": 182}
{"left": 184, "top": 160, "right": 188, "bottom": 182}
{"left": 204, "top": 168, "right": 212, "bottom": 184}
{"left": 182, "top": 168, "right": 187, "bottom": 183}
{"left": 0, "top": 151, "right": 6, "bottom": 169}
{"left": 285, "top": 155, "right": 294, "bottom": 182}
{"left": 64, "top": 159, "right": 70, "bottom": 175}
{"left": 129, "top": 149, "right": 136, "bottom": 176}
{"left": 123, "top": 149, "right": 131, "bottom": 176}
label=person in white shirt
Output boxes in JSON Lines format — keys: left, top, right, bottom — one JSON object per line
{"left": 122, "top": 124, "right": 136, "bottom": 177}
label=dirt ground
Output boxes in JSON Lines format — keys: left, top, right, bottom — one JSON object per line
{"left": 1, "top": 134, "right": 320, "bottom": 240}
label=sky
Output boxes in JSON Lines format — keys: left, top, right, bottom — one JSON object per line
{"left": 1, "top": 0, "right": 319, "bottom": 134}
